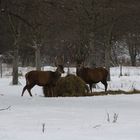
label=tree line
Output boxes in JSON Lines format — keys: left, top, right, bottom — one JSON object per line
{"left": 0, "top": 0, "right": 140, "bottom": 84}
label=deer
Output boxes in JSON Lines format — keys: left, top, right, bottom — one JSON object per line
{"left": 21, "top": 56, "right": 64, "bottom": 97}
{"left": 76, "top": 63, "right": 108, "bottom": 93}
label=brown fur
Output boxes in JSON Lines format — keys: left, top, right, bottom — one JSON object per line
{"left": 21, "top": 65, "right": 64, "bottom": 97}
{"left": 76, "top": 66, "right": 108, "bottom": 93}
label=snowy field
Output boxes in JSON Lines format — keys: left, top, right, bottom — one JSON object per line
{"left": 0, "top": 66, "right": 140, "bottom": 140}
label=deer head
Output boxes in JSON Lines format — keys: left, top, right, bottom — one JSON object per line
{"left": 55, "top": 56, "right": 65, "bottom": 74}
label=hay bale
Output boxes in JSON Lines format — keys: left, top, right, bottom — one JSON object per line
{"left": 43, "top": 74, "right": 88, "bottom": 97}
{"left": 54, "top": 74, "right": 88, "bottom": 97}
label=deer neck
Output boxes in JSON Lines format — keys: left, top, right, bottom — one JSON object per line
{"left": 54, "top": 70, "right": 62, "bottom": 79}
{"left": 76, "top": 66, "right": 83, "bottom": 75}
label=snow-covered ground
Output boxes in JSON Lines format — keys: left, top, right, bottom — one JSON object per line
{"left": 0, "top": 66, "right": 140, "bottom": 140}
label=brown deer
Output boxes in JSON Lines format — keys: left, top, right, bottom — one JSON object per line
{"left": 76, "top": 64, "right": 108, "bottom": 93}
{"left": 21, "top": 57, "right": 64, "bottom": 97}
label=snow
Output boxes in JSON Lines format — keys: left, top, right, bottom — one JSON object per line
{"left": 0, "top": 66, "right": 140, "bottom": 140}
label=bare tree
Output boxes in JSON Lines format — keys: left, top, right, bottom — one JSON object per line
{"left": 1, "top": 0, "right": 27, "bottom": 84}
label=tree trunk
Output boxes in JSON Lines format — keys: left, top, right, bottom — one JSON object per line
{"left": 131, "top": 55, "right": 136, "bottom": 66}
{"left": 104, "top": 19, "right": 115, "bottom": 81}
{"left": 0, "top": 60, "right": 2, "bottom": 78}
{"left": 129, "top": 45, "right": 137, "bottom": 66}
{"left": 12, "top": 45, "right": 18, "bottom": 85}
{"left": 105, "top": 43, "right": 111, "bottom": 81}
{"left": 119, "top": 63, "right": 123, "bottom": 76}
{"left": 89, "top": 32, "right": 96, "bottom": 67}
{"left": 35, "top": 45, "right": 41, "bottom": 70}
{"left": 105, "top": 25, "right": 113, "bottom": 81}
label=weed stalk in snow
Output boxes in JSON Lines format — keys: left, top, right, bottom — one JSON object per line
{"left": 42, "top": 123, "right": 45, "bottom": 133}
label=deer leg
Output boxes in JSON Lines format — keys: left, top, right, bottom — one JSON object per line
{"left": 101, "top": 80, "right": 108, "bottom": 92}
{"left": 26, "top": 84, "right": 35, "bottom": 97}
{"left": 51, "top": 87, "right": 53, "bottom": 97}
{"left": 49, "top": 86, "right": 54, "bottom": 97}
{"left": 27, "top": 88, "right": 33, "bottom": 97}
{"left": 52, "top": 87, "right": 55, "bottom": 97}
{"left": 47, "top": 86, "right": 51, "bottom": 97}
{"left": 21, "top": 85, "right": 28, "bottom": 96}
{"left": 89, "top": 84, "right": 92, "bottom": 93}
{"left": 45, "top": 85, "right": 52, "bottom": 97}
{"left": 43, "top": 86, "right": 48, "bottom": 97}
{"left": 47, "top": 85, "right": 54, "bottom": 97}
{"left": 46, "top": 85, "right": 51, "bottom": 97}
{"left": 22, "top": 84, "right": 34, "bottom": 97}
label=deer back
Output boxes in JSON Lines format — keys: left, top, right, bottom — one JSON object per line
{"left": 26, "top": 70, "right": 53, "bottom": 86}
{"left": 25, "top": 56, "right": 64, "bottom": 86}
{"left": 88, "top": 67, "right": 108, "bottom": 82}
{"left": 76, "top": 67, "right": 108, "bottom": 83}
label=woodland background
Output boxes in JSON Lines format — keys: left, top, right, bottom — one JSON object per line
{"left": 0, "top": 0, "right": 140, "bottom": 84}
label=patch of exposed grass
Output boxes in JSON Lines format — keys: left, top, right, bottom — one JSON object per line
{"left": 86, "top": 90, "right": 140, "bottom": 96}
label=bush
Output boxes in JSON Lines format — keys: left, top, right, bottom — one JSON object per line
{"left": 43, "top": 74, "right": 88, "bottom": 97}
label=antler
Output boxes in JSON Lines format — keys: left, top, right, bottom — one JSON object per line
{"left": 55, "top": 55, "right": 64, "bottom": 66}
